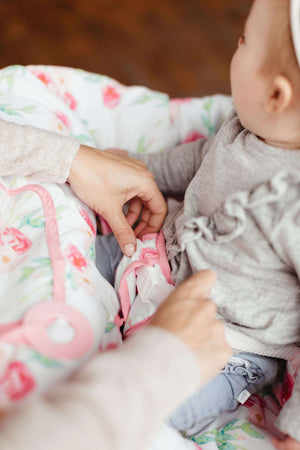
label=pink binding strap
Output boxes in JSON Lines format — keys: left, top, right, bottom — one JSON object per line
{"left": 119, "top": 231, "right": 173, "bottom": 326}
{"left": 0, "top": 183, "right": 94, "bottom": 360}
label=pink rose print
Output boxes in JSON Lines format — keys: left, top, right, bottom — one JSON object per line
{"left": 31, "top": 70, "right": 54, "bottom": 88}
{"left": 55, "top": 111, "right": 71, "bottom": 128}
{"left": 0, "top": 361, "right": 36, "bottom": 401}
{"left": 237, "top": 435, "right": 246, "bottom": 441}
{"left": 0, "top": 228, "right": 32, "bottom": 255}
{"left": 62, "top": 92, "right": 77, "bottom": 110}
{"left": 73, "top": 270, "right": 97, "bottom": 296}
{"left": 66, "top": 244, "right": 88, "bottom": 272}
{"left": 169, "top": 98, "right": 192, "bottom": 123}
{"left": 102, "top": 85, "right": 121, "bottom": 108}
{"left": 182, "top": 130, "right": 205, "bottom": 144}
{"left": 79, "top": 209, "right": 96, "bottom": 236}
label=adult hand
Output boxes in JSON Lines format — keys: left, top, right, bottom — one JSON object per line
{"left": 150, "top": 270, "right": 232, "bottom": 385}
{"left": 272, "top": 437, "right": 300, "bottom": 450}
{"left": 68, "top": 145, "right": 167, "bottom": 256}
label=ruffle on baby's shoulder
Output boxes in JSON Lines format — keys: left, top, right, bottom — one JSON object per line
{"left": 179, "top": 171, "right": 300, "bottom": 251}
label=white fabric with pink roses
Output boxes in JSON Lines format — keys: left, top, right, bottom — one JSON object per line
{"left": 0, "top": 65, "right": 292, "bottom": 450}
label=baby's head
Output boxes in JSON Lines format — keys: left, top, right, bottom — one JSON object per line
{"left": 230, "top": 0, "right": 300, "bottom": 148}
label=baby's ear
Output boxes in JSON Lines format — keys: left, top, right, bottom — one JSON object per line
{"left": 264, "top": 75, "right": 292, "bottom": 113}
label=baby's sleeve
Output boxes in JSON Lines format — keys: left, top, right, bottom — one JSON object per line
{"left": 129, "top": 136, "right": 214, "bottom": 195}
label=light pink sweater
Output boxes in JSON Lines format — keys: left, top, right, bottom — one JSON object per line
{"left": 0, "top": 119, "right": 201, "bottom": 450}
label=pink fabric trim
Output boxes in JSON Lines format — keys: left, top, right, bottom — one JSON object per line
{"left": 118, "top": 231, "right": 173, "bottom": 324}
{"left": 0, "top": 182, "right": 94, "bottom": 360}
{"left": 124, "top": 315, "right": 153, "bottom": 339}
{"left": 114, "top": 314, "right": 124, "bottom": 328}
{"left": 156, "top": 231, "right": 173, "bottom": 284}
{"left": 140, "top": 232, "right": 157, "bottom": 242}
{"left": 0, "top": 183, "right": 65, "bottom": 303}
{"left": 0, "top": 321, "right": 22, "bottom": 335}
{"left": 119, "top": 259, "right": 146, "bottom": 321}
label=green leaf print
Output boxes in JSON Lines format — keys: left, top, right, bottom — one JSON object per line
{"left": 134, "top": 95, "right": 152, "bottom": 104}
{"left": 222, "top": 420, "right": 239, "bottom": 432}
{"left": 194, "top": 435, "right": 216, "bottom": 445}
{"left": 216, "top": 430, "right": 236, "bottom": 442}
{"left": 0, "top": 104, "right": 21, "bottom": 116}
{"left": 87, "top": 243, "right": 95, "bottom": 261}
{"left": 0, "top": 65, "right": 24, "bottom": 90}
{"left": 74, "top": 134, "right": 93, "bottom": 144}
{"left": 20, "top": 205, "right": 67, "bottom": 229}
{"left": 29, "top": 217, "right": 46, "bottom": 228}
{"left": 133, "top": 93, "right": 168, "bottom": 107}
{"left": 66, "top": 269, "right": 77, "bottom": 290}
{"left": 19, "top": 258, "right": 51, "bottom": 283}
{"left": 5, "top": 74, "right": 14, "bottom": 91}
{"left": 137, "top": 135, "right": 147, "bottom": 153}
{"left": 21, "top": 105, "right": 36, "bottom": 113}
{"left": 33, "top": 257, "right": 51, "bottom": 266}
{"left": 105, "top": 322, "right": 116, "bottom": 333}
{"left": 19, "top": 267, "right": 35, "bottom": 282}
{"left": 240, "top": 422, "right": 265, "bottom": 439}
{"left": 20, "top": 209, "right": 44, "bottom": 228}
{"left": 191, "top": 419, "right": 265, "bottom": 450}
{"left": 30, "top": 352, "right": 63, "bottom": 368}
{"left": 201, "top": 97, "right": 216, "bottom": 136}
{"left": 56, "top": 205, "right": 68, "bottom": 219}
{"left": 203, "top": 97, "right": 213, "bottom": 112}
{"left": 218, "top": 443, "right": 238, "bottom": 450}
{"left": 0, "top": 103, "right": 37, "bottom": 117}
{"left": 83, "top": 74, "right": 104, "bottom": 83}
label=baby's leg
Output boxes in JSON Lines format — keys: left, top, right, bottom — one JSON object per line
{"left": 168, "top": 352, "right": 279, "bottom": 435}
{"left": 95, "top": 233, "right": 123, "bottom": 285}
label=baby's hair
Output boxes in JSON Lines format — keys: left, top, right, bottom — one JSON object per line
{"left": 262, "top": 0, "right": 300, "bottom": 85}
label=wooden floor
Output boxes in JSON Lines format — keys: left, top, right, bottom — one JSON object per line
{"left": 0, "top": 0, "right": 251, "bottom": 97}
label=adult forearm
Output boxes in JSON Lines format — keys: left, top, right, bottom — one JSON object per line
{"left": 0, "top": 118, "right": 80, "bottom": 182}
{"left": 0, "top": 327, "right": 201, "bottom": 450}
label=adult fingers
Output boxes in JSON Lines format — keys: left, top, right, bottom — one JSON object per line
{"left": 102, "top": 204, "right": 137, "bottom": 257}
{"left": 134, "top": 208, "right": 151, "bottom": 237}
{"left": 126, "top": 197, "right": 143, "bottom": 227}
{"left": 173, "top": 270, "right": 217, "bottom": 302}
{"left": 135, "top": 185, "right": 167, "bottom": 234}
{"left": 150, "top": 270, "right": 218, "bottom": 331}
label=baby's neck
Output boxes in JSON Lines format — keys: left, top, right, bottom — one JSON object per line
{"left": 262, "top": 136, "right": 300, "bottom": 149}
{"left": 251, "top": 112, "right": 300, "bottom": 150}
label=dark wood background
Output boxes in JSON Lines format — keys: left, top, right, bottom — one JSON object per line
{"left": 0, "top": 0, "right": 251, "bottom": 97}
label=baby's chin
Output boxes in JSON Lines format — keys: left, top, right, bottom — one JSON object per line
{"left": 237, "top": 106, "right": 270, "bottom": 139}
{"left": 239, "top": 114, "right": 264, "bottom": 138}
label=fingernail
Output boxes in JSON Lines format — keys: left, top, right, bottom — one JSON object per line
{"left": 124, "top": 243, "right": 135, "bottom": 257}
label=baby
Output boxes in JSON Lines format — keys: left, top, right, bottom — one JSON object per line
{"left": 96, "top": 0, "right": 300, "bottom": 448}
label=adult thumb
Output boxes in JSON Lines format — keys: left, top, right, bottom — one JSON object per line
{"left": 103, "top": 207, "right": 137, "bottom": 257}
